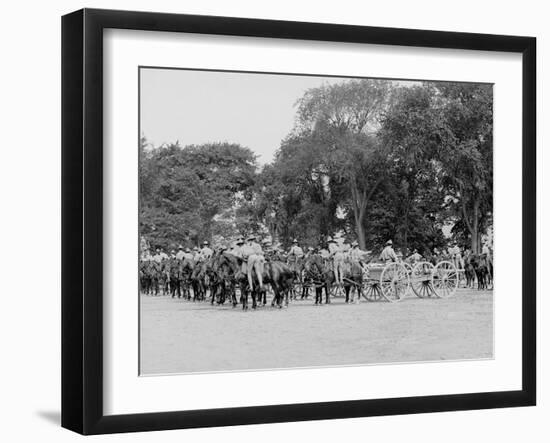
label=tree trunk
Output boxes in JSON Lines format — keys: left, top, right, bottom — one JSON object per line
{"left": 350, "top": 181, "right": 367, "bottom": 250}
{"left": 470, "top": 197, "right": 480, "bottom": 253}
{"left": 355, "top": 208, "right": 366, "bottom": 250}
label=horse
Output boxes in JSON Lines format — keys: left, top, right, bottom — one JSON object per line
{"left": 263, "top": 259, "right": 295, "bottom": 308}
{"left": 179, "top": 257, "right": 196, "bottom": 300}
{"left": 287, "top": 256, "right": 308, "bottom": 300}
{"left": 341, "top": 260, "right": 364, "bottom": 303}
{"left": 168, "top": 258, "right": 183, "bottom": 298}
{"left": 464, "top": 254, "right": 476, "bottom": 289}
{"left": 150, "top": 261, "right": 162, "bottom": 295}
{"left": 210, "top": 252, "right": 240, "bottom": 307}
{"left": 473, "top": 253, "right": 490, "bottom": 290}
{"left": 139, "top": 260, "right": 154, "bottom": 295}
{"left": 190, "top": 259, "right": 211, "bottom": 301}
{"left": 304, "top": 254, "right": 335, "bottom": 305}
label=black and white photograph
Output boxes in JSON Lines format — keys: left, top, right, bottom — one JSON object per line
{"left": 138, "top": 68, "right": 494, "bottom": 376}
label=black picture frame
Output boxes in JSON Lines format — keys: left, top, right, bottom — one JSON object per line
{"left": 61, "top": 8, "right": 536, "bottom": 435}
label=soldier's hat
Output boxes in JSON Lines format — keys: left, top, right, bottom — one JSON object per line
{"left": 171, "top": 249, "right": 176, "bottom": 254}
{"left": 193, "top": 246, "right": 199, "bottom": 251}
{"left": 156, "top": 248, "right": 160, "bottom": 252}
{"left": 185, "top": 247, "right": 191, "bottom": 252}
{"left": 178, "top": 245, "right": 184, "bottom": 249}
{"left": 308, "top": 246, "right": 314, "bottom": 251}
{"left": 203, "top": 241, "right": 209, "bottom": 245}
{"left": 235, "top": 237, "right": 244, "bottom": 245}
{"left": 247, "top": 234, "right": 256, "bottom": 241}
{"left": 386, "top": 239, "right": 393, "bottom": 245}
{"left": 351, "top": 241, "right": 359, "bottom": 247}
{"left": 327, "top": 236, "right": 336, "bottom": 243}
{"left": 293, "top": 239, "right": 298, "bottom": 243}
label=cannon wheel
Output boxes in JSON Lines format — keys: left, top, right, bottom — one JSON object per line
{"left": 362, "top": 280, "right": 383, "bottom": 301}
{"left": 411, "top": 261, "right": 435, "bottom": 298}
{"left": 432, "top": 261, "right": 459, "bottom": 298}
{"left": 380, "top": 262, "right": 409, "bottom": 303}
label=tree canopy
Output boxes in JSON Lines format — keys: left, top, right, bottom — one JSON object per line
{"left": 140, "top": 79, "right": 493, "bottom": 254}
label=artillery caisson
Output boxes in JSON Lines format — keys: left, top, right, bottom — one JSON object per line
{"left": 362, "top": 260, "right": 459, "bottom": 303}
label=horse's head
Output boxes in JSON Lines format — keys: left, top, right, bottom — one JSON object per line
{"left": 305, "top": 253, "right": 323, "bottom": 275}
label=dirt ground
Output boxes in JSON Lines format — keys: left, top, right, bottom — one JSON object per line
{"left": 139, "top": 288, "right": 493, "bottom": 375}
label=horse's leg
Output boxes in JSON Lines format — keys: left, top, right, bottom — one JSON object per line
{"left": 242, "top": 283, "right": 248, "bottom": 310}
{"left": 231, "top": 283, "right": 237, "bottom": 308}
{"left": 325, "top": 282, "right": 331, "bottom": 304}
{"left": 251, "top": 284, "right": 257, "bottom": 309}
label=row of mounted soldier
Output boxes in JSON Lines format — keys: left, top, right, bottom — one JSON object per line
{"left": 139, "top": 236, "right": 492, "bottom": 309}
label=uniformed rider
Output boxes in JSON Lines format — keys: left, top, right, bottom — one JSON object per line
{"left": 241, "top": 235, "right": 265, "bottom": 290}
{"left": 380, "top": 240, "right": 398, "bottom": 263}
{"left": 288, "top": 239, "right": 304, "bottom": 261}
{"left": 198, "top": 241, "right": 213, "bottom": 262}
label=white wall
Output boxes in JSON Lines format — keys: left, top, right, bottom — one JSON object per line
{"left": 0, "top": 0, "right": 546, "bottom": 441}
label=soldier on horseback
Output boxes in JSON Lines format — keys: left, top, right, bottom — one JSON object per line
{"left": 406, "top": 248, "right": 422, "bottom": 264}
{"left": 198, "top": 241, "right": 213, "bottom": 262}
{"left": 242, "top": 234, "right": 265, "bottom": 291}
{"left": 380, "top": 239, "right": 398, "bottom": 263}
{"left": 288, "top": 239, "right": 304, "bottom": 262}
{"left": 330, "top": 237, "right": 346, "bottom": 286}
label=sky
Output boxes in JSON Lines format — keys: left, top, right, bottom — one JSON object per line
{"left": 139, "top": 68, "right": 348, "bottom": 164}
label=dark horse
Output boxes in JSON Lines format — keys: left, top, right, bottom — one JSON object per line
{"left": 263, "top": 259, "right": 295, "bottom": 308}
{"left": 287, "top": 256, "right": 309, "bottom": 300}
{"left": 473, "top": 253, "right": 490, "bottom": 290}
{"left": 190, "top": 259, "right": 211, "bottom": 301}
{"left": 304, "top": 254, "right": 335, "bottom": 305}
{"left": 464, "top": 254, "right": 476, "bottom": 288}
{"left": 210, "top": 252, "right": 240, "bottom": 307}
{"left": 341, "top": 260, "right": 364, "bottom": 303}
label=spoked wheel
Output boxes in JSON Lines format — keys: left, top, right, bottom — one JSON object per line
{"left": 362, "top": 281, "right": 383, "bottom": 301}
{"left": 411, "top": 261, "right": 435, "bottom": 298}
{"left": 402, "top": 262, "right": 414, "bottom": 296}
{"left": 432, "top": 261, "right": 459, "bottom": 298}
{"left": 380, "top": 262, "right": 410, "bottom": 303}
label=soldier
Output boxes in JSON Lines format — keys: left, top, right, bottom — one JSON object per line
{"left": 288, "top": 239, "right": 304, "bottom": 261}
{"left": 175, "top": 245, "right": 185, "bottom": 260}
{"left": 170, "top": 249, "right": 177, "bottom": 259}
{"left": 241, "top": 234, "right": 265, "bottom": 290}
{"left": 198, "top": 241, "right": 213, "bottom": 262}
{"left": 327, "top": 236, "right": 339, "bottom": 256}
{"left": 305, "top": 246, "right": 315, "bottom": 259}
{"left": 229, "top": 237, "right": 247, "bottom": 278}
{"left": 380, "top": 240, "right": 398, "bottom": 263}
{"left": 349, "top": 241, "right": 363, "bottom": 262}
{"left": 332, "top": 238, "right": 347, "bottom": 286}
{"left": 153, "top": 248, "right": 163, "bottom": 263}
{"left": 407, "top": 248, "right": 422, "bottom": 263}
{"left": 262, "top": 238, "right": 274, "bottom": 260}
{"left": 230, "top": 236, "right": 245, "bottom": 257}
{"left": 182, "top": 247, "right": 194, "bottom": 261}
{"left": 192, "top": 246, "right": 200, "bottom": 261}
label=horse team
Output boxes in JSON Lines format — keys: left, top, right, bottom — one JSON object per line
{"left": 139, "top": 247, "right": 493, "bottom": 310}
{"left": 139, "top": 248, "right": 370, "bottom": 309}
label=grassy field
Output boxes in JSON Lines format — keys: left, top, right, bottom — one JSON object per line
{"left": 140, "top": 288, "right": 493, "bottom": 375}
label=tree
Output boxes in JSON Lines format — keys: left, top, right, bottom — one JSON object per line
{"left": 437, "top": 83, "right": 493, "bottom": 253}
{"left": 139, "top": 141, "right": 257, "bottom": 249}
{"left": 292, "top": 79, "right": 392, "bottom": 248}
{"left": 379, "top": 83, "right": 493, "bottom": 253}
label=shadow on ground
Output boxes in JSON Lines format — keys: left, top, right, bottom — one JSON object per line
{"left": 36, "top": 410, "right": 60, "bottom": 426}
